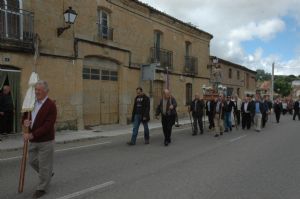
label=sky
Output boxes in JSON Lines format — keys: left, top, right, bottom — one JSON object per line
{"left": 140, "top": 0, "right": 300, "bottom": 75}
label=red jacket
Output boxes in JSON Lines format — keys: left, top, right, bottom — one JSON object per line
{"left": 22, "top": 98, "right": 57, "bottom": 143}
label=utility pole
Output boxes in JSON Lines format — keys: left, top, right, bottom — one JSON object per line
{"left": 271, "top": 62, "right": 275, "bottom": 102}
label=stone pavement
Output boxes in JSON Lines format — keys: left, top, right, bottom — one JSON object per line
{"left": 0, "top": 117, "right": 196, "bottom": 151}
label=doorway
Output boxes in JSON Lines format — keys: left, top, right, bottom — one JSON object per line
{"left": 0, "top": 66, "right": 21, "bottom": 133}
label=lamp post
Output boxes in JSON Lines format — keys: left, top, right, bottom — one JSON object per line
{"left": 57, "top": 7, "right": 78, "bottom": 37}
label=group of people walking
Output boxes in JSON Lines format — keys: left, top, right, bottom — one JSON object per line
{"left": 127, "top": 87, "right": 300, "bottom": 147}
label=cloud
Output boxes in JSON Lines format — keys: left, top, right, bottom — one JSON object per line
{"left": 140, "top": 0, "right": 300, "bottom": 75}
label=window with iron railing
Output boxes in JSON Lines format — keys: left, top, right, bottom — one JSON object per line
{"left": 184, "top": 56, "right": 198, "bottom": 75}
{"left": 0, "top": 1, "right": 34, "bottom": 50}
{"left": 150, "top": 47, "right": 173, "bottom": 70}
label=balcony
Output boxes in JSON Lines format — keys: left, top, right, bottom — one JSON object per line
{"left": 184, "top": 56, "right": 198, "bottom": 75}
{"left": 0, "top": 5, "right": 34, "bottom": 52}
{"left": 150, "top": 47, "right": 173, "bottom": 70}
{"left": 98, "top": 23, "right": 113, "bottom": 41}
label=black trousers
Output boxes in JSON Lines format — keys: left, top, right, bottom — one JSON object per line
{"left": 293, "top": 111, "right": 300, "bottom": 120}
{"left": 242, "top": 113, "right": 251, "bottom": 129}
{"left": 207, "top": 112, "right": 215, "bottom": 129}
{"left": 262, "top": 112, "right": 267, "bottom": 127}
{"left": 161, "top": 115, "right": 175, "bottom": 143}
{"left": 0, "top": 111, "right": 13, "bottom": 134}
{"left": 235, "top": 110, "right": 241, "bottom": 125}
{"left": 193, "top": 114, "right": 203, "bottom": 134}
{"left": 275, "top": 111, "right": 281, "bottom": 123}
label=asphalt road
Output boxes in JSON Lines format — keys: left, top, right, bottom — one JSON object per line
{"left": 1, "top": 114, "right": 300, "bottom": 199}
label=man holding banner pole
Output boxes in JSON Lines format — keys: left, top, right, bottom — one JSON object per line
{"left": 22, "top": 80, "right": 57, "bottom": 198}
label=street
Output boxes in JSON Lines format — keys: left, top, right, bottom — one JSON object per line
{"left": 1, "top": 115, "right": 300, "bottom": 199}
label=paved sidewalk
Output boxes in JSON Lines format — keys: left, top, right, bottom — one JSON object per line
{"left": 0, "top": 117, "right": 196, "bottom": 151}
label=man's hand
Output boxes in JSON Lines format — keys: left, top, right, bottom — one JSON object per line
{"left": 23, "top": 119, "right": 31, "bottom": 128}
{"left": 143, "top": 117, "right": 147, "bottom": 121}
{"left": 169, "top": 105, "right": 174, "bottom": 110}
{"left": 23, "top": 133, "right": 33, "bottom": 141}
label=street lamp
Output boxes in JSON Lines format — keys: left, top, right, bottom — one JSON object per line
{"left": 57, "top": 7, "right": 78, "bottom": 37}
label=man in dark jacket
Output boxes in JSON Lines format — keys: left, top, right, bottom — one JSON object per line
{"left": 293, "top": 96, "right": 300, "bottom": 120}
{"left": 0, "top": 85, "right": 14, "bottom": 135}
{"left": 127, "top": 87, "right": 150, "bottom": 145}
{"left": 155, "top": 89, "right": 177, "bottom": 146}
{"left": 241, "top": 95, "right": 252, "bottom": 130}
{"left": 273, "top": 98, "right": 283, "bottom": 123}
{"left": 189, "top": 93, "right": 205, "bottom": 135}
{"left": 206, "top": 99, "right": 215, "bottom": 129}
{"left": 261, "top": 95, "right": 270, "bottom": 128}
{"left": 224, "top": 95, "right": 236, "bottom": 132}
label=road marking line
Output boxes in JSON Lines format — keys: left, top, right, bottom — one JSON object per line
{"left": 229, "top": 135, "right": 247, "bottom": 142}
{"left": 56, "top": 142, "right": 111, "bottom": 152}
{"left": 56, "top": 181, "right": 115, "bottom": 199}
{"left": 0, "top": 142, "right": 111, "bottom": 162}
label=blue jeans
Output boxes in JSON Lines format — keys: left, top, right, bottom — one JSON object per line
{"left": 225, "top": 112, "right": 232, "bottom": 130}
{"left": 131, "top": 114, "right": 149, "bottom": 144}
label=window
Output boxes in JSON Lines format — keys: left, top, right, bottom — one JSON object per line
{"left": 110, "top": 71, "right": 118, "bottom": 81}
{"left": 186, "top": 83, "right": 192, "bottom": 105}
{"left": 101, "top": 70, "right": 110, "bottom": 80}
{"left": 185, "top": 41, "right": 191, "bottom": 56}
{"left": 98, "top": 9, "right": 112, "bottom": 40}
{"left": 82, "top": 68, "right": 90, "bottom": 79}
{"left": 237, "top": 70, "right": 240, "bottom": 80}
{"left": 0, "top": 0, "right": 22, "bottom": 39}
{"left": 229, "top": 68, "right": 232, "bottom": 79}
{"left": 91, "top": 69, "right": 100, "bottom": 80}
{"left": 82, "top": 67, "right": 118, "bottom": 81}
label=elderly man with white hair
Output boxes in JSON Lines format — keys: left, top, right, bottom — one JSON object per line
{"left": 22, "top": 80, "right": 57, "bottom": 198}
{"left": 155, "top": 89, "right": 177, "bottom": 146}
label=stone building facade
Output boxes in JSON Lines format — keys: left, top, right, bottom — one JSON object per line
{"left": 1, "top": 0, "right": 214, "bottom": 131}
{"left": 209, "top": 56, "right": 257, "bottom": 98}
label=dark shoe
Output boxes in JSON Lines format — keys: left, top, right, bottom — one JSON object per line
{"left": 127, "top": 141, "right": 135, "bottom": 146}
{"left": 164, "top": 141, "right": 169, "bottom": 146}
{"left": 220, "top": 132, "right": 223, "bottom": 135}
{"left": 144, "top": 140, "right": 150, "bottom": 144}
{"left": 224, "top": 129, "right": 228, "bottom": 133}
{"left": 200, "top": 131, "right": 204, "bottom": 134}
{"left": 192, "top": 133, "right": 197, "bottom": 136}
{"left": 214, "top": 134, "right": 219, "bottom": 137}
{"left": 52, "top": 172, "right": 54, "bottom": 177}
{"left": 230, "top": 127, "right": 232, "bottom": 131}
{"left": 33, "top": 190, "right": 46, "bottom": 198}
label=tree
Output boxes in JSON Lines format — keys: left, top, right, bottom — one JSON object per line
{"left": 274, "top": 80, "right": 291, "bottom": 97}
{"left": 256, "top": 69, "right": 271, "bottom": 81}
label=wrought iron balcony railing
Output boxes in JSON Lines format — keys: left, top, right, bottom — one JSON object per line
{"left": 184, "top": 56, "right": 198, "bottom": 75}
{"left": 97, "top": 23, "right": 113, "bottom": 41}
{"left": 150, "top": 47, "right": 173, "bottom": 70}
{"left": 0, "top": 4, "right": 34, "bottom": 51}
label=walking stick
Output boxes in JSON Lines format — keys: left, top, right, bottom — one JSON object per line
{"left": 18, "top": 114, "right": 30, "bottom": 193}
{"left": 188, "top": 111, "right": 194, "bottom": 133}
